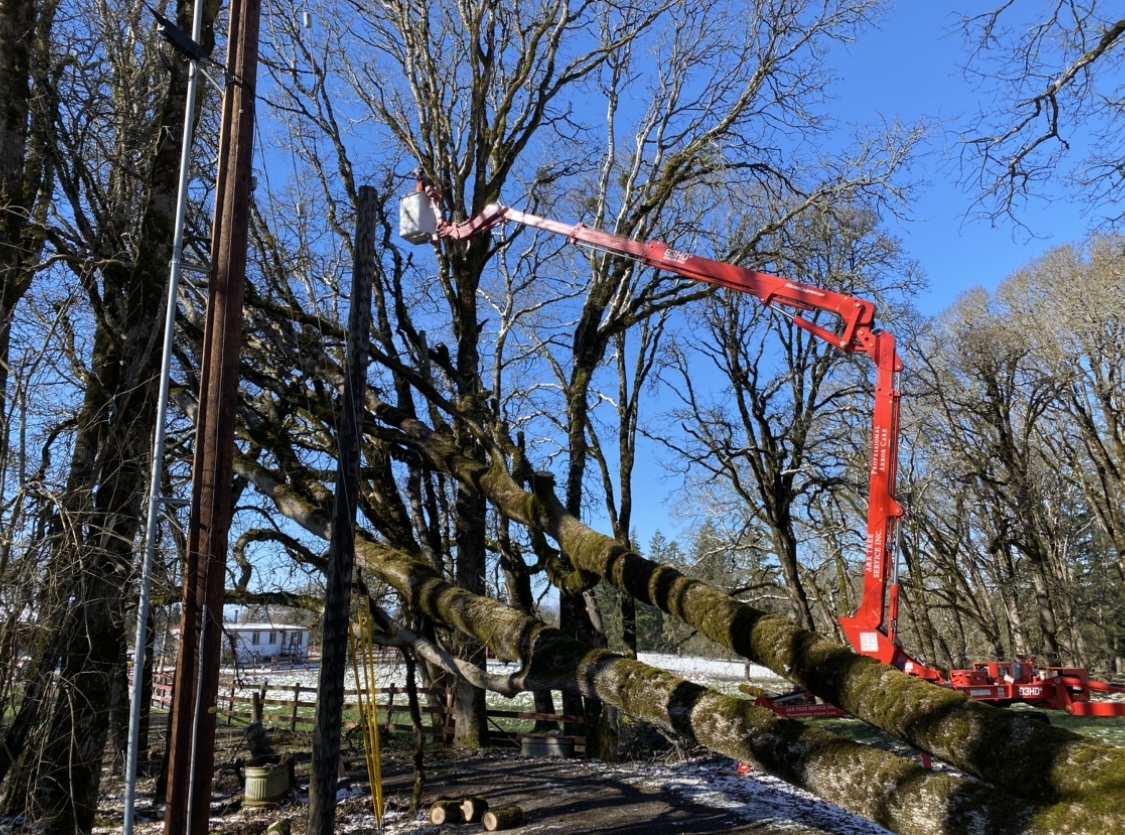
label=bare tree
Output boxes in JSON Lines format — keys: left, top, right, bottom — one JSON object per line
{"left": 0, "top": 0, "right": 55, "bottom": 466}
{"left": 998, "top": 239, "right": 1125, "bottom": 666}
{"left": 662, "top": 203, "right": 923, "bottom": 631}
{"left": 913, "top": 288, "right": 1086, "bottom": 664}
{"left": 0, "top": 0, "right": 222, "bottom": 828}
{"left": 254, "top": 0, "right": 680, "bottom": 748}
{"left": 0, "top": 0, "right": 57, "bottom": 741}
{"left": 960, "top": 3, "right": 1125, "bottom": 229}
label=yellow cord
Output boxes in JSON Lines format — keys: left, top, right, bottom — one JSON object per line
{"left": 348, "top": 605, "right": 384, "bottom": 828}
{"left": 346, "top": 603, "right": 387, "bottom": 832}
{"left": 361, "top": 599, "right": 385, "bottom": 825}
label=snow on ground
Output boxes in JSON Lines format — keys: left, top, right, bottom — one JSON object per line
{"left": 88, "top": 657, "right": 886, "bottom": 835}
{"left": 219, "top": 759, "right": 893, "bottom": 835}
{"left": 607, "top": 759, "right": 893, "bottom": 835}
{"left": 638, "top": 652, "right": 781, "bottom": 682}
{"left": 95, "top": 758, "right": 893, "bottom": 835}
{"left": 224, "top": 651, "right": 781, "bottom": 702}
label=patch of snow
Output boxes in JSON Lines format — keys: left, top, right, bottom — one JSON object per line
{"left": 336, "top": 784, "right": 367, "bottom": 803}
{"left": 607, "top": 759, "right": 893, "bottom": 835}
{"left": 333, "top": 758, "right": 892, "bottom": 835}
{"left": 637, "top": 652, "right": 781, "bottom": 682}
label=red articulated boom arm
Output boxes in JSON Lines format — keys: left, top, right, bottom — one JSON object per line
{"left": 401, "top": 189, "right": 942, "bottom": 681}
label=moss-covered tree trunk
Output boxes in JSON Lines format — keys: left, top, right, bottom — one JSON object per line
{"left": 561, "top": 349, "right": 615, "bottom": 757}
{"left": 497, "top": 517, "right": 557, "bottom": 732}
{"left": 446, "top": 240, "right": 491, "bottom": 748}
{"left": 232, "top": 404, "right": 1125, "bottom": 833}
{"left": 451, "top": 478, "right": 489, "bottom": 748}
{"left": 358, "top": 541, "right": 1120, "bottom": 835}
{"left": 373, "top": 405, "right": 1125, "bottom": 810}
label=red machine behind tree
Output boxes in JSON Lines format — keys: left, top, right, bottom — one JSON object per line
{"left": 400, "top": 187, "right": 1125, "bottom": 718}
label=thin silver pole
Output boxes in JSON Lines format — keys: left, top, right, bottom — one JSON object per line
{"left": 123, "top": 0, "right": 205, "bottom": 829}
{"left": 186, "top": 611, "right": 209, "bottom": 835}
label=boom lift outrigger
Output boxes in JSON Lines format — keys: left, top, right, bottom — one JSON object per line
{"left": 399, "top": 185, "right": 1125, "bottom": 718}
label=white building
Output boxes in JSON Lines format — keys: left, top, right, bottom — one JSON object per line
{"left": 222, "top": 623, "right": 310, "bottom": 665}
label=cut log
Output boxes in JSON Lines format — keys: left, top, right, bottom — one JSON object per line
{"left": 460, "top": 795, "right": 490, "bottom": 823}
{"left": 482, "top": 804, "right": 524, "bottom": 831}
{"left": 429, "top": 798, "right": 464, "bottom": 825}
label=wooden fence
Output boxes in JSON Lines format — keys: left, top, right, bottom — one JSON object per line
{"left": 148, "top": 673, "right": 585, "bottom": 750}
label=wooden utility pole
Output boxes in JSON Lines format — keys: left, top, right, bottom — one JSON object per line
{"left": 163, "top": 0, "right": 259, "bottom": 830}
{"left": 307, "top": 186, "right": 378, "bottom": 835}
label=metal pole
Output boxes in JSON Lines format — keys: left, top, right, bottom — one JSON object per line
{"left": 123, "top": 0, "right": 205, "bottom": 829}
{"left": 186, "top": 612, "right": 208, "bottom": 835}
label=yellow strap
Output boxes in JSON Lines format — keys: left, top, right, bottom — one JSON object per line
{"left": 348, "top": 604, "right": 384, "bottom": 828}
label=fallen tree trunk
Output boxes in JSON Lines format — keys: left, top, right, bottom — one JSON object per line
{"left": 233, "top": 416, "right": 1125, "bottom": 831}
{"left": 429, "top": 799, "right": 463, "bottom": 824}
{"left": 358, "top": 541, "right": 1125, "bottom": 835}
{"left": 374, "top": 406, "right": 1125, "bottom": 813}
{"left": 460, "top": 795, "right": 489, "bottom": 823}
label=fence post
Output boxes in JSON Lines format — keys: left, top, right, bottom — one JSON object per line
{"left": 383, "top": 683, "right": 395, "bottom": 734}
{"left": 291, "top": 683, "right": 302, "bottom": 731}
{"left": 443, "top": 687, "right": 455, "bottom": 745}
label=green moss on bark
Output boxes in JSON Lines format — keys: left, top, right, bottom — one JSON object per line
{"left": 365, "top": 407, "right": 1125, "bottom": 822}
{"left": 356, "top": 541, "right": 1125, "bottom": 832}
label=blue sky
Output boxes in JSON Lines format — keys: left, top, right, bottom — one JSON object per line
{"left": 829, "top": 4, "right": 1091, "bottom": 316}
{"left": 628, "top": 3, "right": 1098, "bottom": 550}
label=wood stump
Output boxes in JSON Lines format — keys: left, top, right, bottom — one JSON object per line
{"left": 482, "top": 804, "right": 524, "bottom": 831}
{"left": 460, "top": 795, "right": 490, "bottom": 823}
{"left": 429, "top": 798, "right": 464, "bottom": 825}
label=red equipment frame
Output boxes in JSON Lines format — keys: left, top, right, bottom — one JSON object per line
{"left": 402, "top": 189, "right": 1125, "bottom": 717}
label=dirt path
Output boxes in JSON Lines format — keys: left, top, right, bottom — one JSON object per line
{"left": 100, "top": 745, "right": 890, "bottom": 835}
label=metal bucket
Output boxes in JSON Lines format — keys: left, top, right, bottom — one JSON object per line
{"left": 243, "top": 764, "right": 289, "bottom": 806}
{"left": 520, "top": 734, "right": 575, "bottom": 758}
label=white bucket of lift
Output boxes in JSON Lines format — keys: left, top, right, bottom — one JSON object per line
{"left": 400, "top": 191, "right": 438, "bottom": 244}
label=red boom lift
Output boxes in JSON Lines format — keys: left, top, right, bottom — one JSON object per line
{"left": 400, "top": 187, "right": 1125, "bottom": 718}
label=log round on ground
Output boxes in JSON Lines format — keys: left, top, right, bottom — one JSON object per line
{"left": 482, "top": 804, "right": 524, "bottom": 831}
{"left": 429, "top": 798, "right": 463, "bottom": 824}
{"left": 461, "top": 795, "right": 489, "bottom": 822}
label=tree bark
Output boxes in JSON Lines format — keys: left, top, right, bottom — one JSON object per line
{"left": 482, "top": 804, "right": 525, "bottom": 831}
{"left": 306, "top": 185, "right": 376, "bottom": 835}
{"left": 429, "top": 799, "right": 463, "bottom": 824}
{"left": 460, "top": 795, "right": 489, "bottom": 823}
{"left": 357, "top": 539, "right": 1109, "bottom": 835}
{"left": 371, "top": 406, "right": 1125, "bottom": 809}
